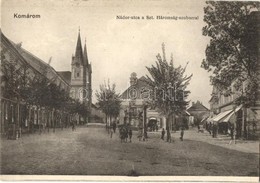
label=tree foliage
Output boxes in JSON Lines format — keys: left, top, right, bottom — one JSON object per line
{"left": 95, "top": 80, "right": 121, "bottom": 118}
{"left": 1, "top": 49, "right": 88, "bottom": 116}
{"left": 145, "top": 43, "right": 192, "bottom": 118}
{"left": 202, "top": 1, "right": 260, "bottom": 105}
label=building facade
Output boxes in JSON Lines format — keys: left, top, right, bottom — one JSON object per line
{"left": 207, "top": 12, "right": 260, "bottom": 139}
{"left": 0, "top": 29, "right": 104, "bottom": 139}
{"left": 120, "top": 73, "right": 166, "bottom": 130}
{"left": 0, "top": 30, "right": 71, "bottom": 138}
{"left": 120, "top": 72, "right": 190, "bottom": 131}
{"left": 187, "top": 101, "right": 210, "bottom": 126}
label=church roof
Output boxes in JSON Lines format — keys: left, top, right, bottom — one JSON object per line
{"left": 57, "top": 71, "right": 71, "bottom": 85}
{"left": 83, "top": 39, "right": 89, "bottom": 66}
{"left": 73, "top": 31, "right": 84, "bottom": 65}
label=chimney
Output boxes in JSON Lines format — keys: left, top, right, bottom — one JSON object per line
{"left": 130, "top": 72, "right": 137, "bottom": 86}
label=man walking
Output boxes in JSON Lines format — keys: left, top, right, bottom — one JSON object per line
{"left": 180, "top": 126, "right": 184, "bottom": 141}
{"left": 113, "top": 121, "right": 117, "bottom": 133}
{"left": 110, "top": 125, "right": 113, "bottom": 138}
{"left": 129, "top": 129, "right": 132, "bottom": 142}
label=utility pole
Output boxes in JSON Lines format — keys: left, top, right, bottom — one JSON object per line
{"left": 143, "top": 104, "right": 147, "bottom": 141}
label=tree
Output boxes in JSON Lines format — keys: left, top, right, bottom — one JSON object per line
{"left": 95, "top": 80, "right": 121, "bottom": 127}
{"left": 145, "top": 43, "right": 192, "bottom": 141}
{"left": 1, "top": 50, "right": 26, "bottom": 100}
{"left": 201, "top": 1, "right": 260, "bottom": 105}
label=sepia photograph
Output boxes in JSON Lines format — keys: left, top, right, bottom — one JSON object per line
{"left": 0, "top": 0, "right": 259, "bottom": 182}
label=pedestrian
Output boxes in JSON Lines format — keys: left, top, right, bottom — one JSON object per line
{"left": 119, "top": 127, "right": 124, "bottom": 143}
{"left": 253, "top": 120, "right": 257, "bottom": 132}
{"left": 110, "top": 126, "right": 113, "bottom": 138}
{"left": 72, "top": 120, "right": 76, "bottom": 131}
{"left": 161, "top": 128, "right": 165, "bottom": 140}
{"left": 212, "top": 123, "right": 217, "bottom": 138}
{"left": 113, "top": 121, "right": 117, "bottom": 133}
{"left": 230, "top": 124, "right": 234, "bottom": 140}
{"left": 197, "top": 124, "right": 200, "bottom": 133}
{"left": 129, "top": 129, "right": 132, "bottom": 142}
{"left": 209, "top": 122, "right": 212, "bottom": 135}
{"left": 180, "top": 127, "right": 184, "bottom": 141}
{"left": 166, "top": 129, "right": 171, "bottom": 142}
{"left": 125, "top": 127, "right": 129, "bottom": 142}
{"left": 138, "top": 130, "right": 142, "bottom": 141}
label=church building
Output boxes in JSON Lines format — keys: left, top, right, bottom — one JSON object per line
{"left": 70, "top": 29, "right": 92, "bottom": 114}
{"left": 58, "top": 29, "right": 98, "bottom": 123}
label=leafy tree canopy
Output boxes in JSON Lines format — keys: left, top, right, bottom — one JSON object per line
{"left": 202, "top": 1, "right": 259, "bottom": 104}
{"left": 95, "top": 80, "right": 121, "bottom": 118}
{"left": 145, "top": 43, "right": 192, "bottom": 117}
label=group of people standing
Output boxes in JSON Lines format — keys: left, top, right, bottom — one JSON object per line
{"left": 119, "top": 125, "right": 132, "bottom": 143}
{"left": 161, "top": 126, "right": 185, "bottom": 142}
{"left": 108, "top": 122, "right": 133, "bottom": 143}
{"left": 205, "top": 122, "right": 218, "bottom": 138}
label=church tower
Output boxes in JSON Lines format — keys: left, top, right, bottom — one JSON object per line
{"left": 70, "top": 29, "right": 92, "bottom": 120}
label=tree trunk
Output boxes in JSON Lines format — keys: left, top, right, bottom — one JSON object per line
{"left": 47, "top": 110, "right": 50, "bottom": 133}
{"left": 166, "top": 113, "right": 172, "bottom": 143}
{"left": 53, "top": 109, "right": 56, "bottom": 133}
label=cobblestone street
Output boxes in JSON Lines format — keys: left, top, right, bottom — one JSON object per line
{"left": 0, "top": 125, "right": 259, "bottom": 176}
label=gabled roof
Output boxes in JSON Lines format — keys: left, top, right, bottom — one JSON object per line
{"left": 120, "top": 76, "right": 151, "bottom": 99}
{"left": 1, "top": 32, "right": 70, "bottom": 87}
{"left": 13, "top": 43, "right": 70, "bottom": 86}
{"left": 0, "top": 30, "right": 39, "bottom": 75}
{"left": 187, "top": 101, "right": 209, "bottom": 112}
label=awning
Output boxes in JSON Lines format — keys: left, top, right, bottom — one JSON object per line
{"left": 212, "top": 109, "right": 233, "bottom": 122}
{"left": 201, "top": 116, "right": 209, "bottom": 123}
{"left": 207, "top": 117, "right": 213, "bottom": 123}
{"left": 185, "top": 111, "right": 191, "bottom": 116}
{"left": 222, "top": 105, "right": 243, "bottom": 123}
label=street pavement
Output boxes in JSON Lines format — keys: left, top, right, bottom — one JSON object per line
{"left": 181, "top": 128, "right": 259, "bottom": 154}
{"left": 0, "top": 125, "right": 259, "bottom": 176}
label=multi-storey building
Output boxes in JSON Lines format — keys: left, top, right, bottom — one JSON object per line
{"left": 120, "top": 72, "right": 190, "bottom": 131}
{"left": 207, "top": 12, "right": 260, "bottom": 139}
{"left": 0, "top": 29, "right": 104, "bottom": 138}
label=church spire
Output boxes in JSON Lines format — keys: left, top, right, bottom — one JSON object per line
{"left": 83, "top": 38, "right": 89, "bottom": 65}
{"left": 75, "top": 28, "right": 83, "bottom": 65}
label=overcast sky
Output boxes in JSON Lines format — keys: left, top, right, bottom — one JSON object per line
{"left": 1, "top": 0, "right": 212, "bottom": 107}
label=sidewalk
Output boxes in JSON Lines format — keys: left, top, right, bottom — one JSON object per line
{"left": 180, "top": 128, "right": 259, "bottom": 154}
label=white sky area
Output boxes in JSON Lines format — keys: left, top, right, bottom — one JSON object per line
{"left": 1, "top": 0, "right": 212, "bottom": 108}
